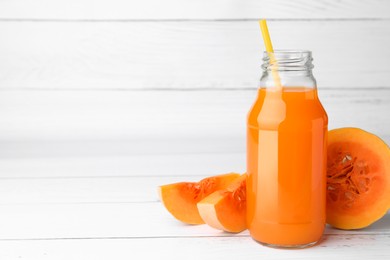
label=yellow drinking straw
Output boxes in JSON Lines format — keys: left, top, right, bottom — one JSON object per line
{"left": 259, "top": 19, "right": 282, "bottom": 89}
{"left": 259, "top": 20, "right": 274, "bottom": 53}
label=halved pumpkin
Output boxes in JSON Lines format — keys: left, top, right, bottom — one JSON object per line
{"left": 158, "top": 173, "right": 241, "bottom": 224}
{"left": 327, "top": 127, "right": 390, "bottom": 229}
{"left": 197, "top": 174, "right": 247, "bottom": 233}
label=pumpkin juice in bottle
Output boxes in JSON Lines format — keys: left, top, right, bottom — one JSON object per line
{"left": 246, "top": 50, "right": 328, "bottom": 248}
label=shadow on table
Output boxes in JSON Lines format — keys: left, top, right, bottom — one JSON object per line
{"left": 325, "top": 211, "right": 390, "bottom": 234}
{"left": 365, "top": 211, "right": 390, "bottom": 232}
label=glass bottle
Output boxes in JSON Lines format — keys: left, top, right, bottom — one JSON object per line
{"left": 246, "top": 50, "right": 328, "bottom": 248}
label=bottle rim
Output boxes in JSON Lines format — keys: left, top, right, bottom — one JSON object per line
{"left": 263, "top": 49, "right": 312, "bottom": 55}
{"left": 262, "top": 50, "right": 314, "bottom": 71}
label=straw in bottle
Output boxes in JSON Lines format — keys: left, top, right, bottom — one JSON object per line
{"left": 259, "top": 20, "right": 282, "bottom": 89}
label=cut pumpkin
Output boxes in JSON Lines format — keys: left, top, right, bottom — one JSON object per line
{"left": 158, "top": 173, "right": 241, "bottom": 224}
{"left": 327, "top": 127, "right": 390, "bottom": 229}
{"left": 197, "top": 174, "right": 247, "bottom": 233}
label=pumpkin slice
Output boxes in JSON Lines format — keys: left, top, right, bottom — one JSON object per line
{"left": 158, "top": 173, "right": 241, "bottom": 224}
{"left": 327, "top": 127, "right": 390, "bottom": 229}
{"left": 197, "top": 174, "right": 247, "bottom": 233}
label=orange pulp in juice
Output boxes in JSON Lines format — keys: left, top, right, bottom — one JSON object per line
{"left": 247, "top": 87, "right": 328, "bottom": 247}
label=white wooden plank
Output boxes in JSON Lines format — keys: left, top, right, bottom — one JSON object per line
{"left": 0, "top": 173, "right": 389, "bottom": 258}
{"left": 0, "top": 202, "right": 238, "bottom": 240}
{"left": 0, "top": 89, "right": 388, "bottom": 145}
{"left": 0, "top": 90, "right": 250, "bottom": 141}
{"left": 0, "top": 176, "right": 244, "bottom": 204}
{"left": 0, "top": 201, "right": 388, "bottom": 240}
{"left": 0, "top": 0, "right": 388, "bottom": 20}
{"left": 0, "top": 21, "right": 389, "bottom": 89}
{"left": 1, "top": 175, "right": 389, "bottom": 235}
{"left": 0, "top": 153, "right": 246, "bottom": 178}
{"left": 0, "top": 234, "right": 390, "bottom": 260}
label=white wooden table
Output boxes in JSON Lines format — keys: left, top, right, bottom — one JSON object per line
{"left": 0, "top": 154, "right": 389, "bottom": 259}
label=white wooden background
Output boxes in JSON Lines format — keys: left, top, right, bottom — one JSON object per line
{"left": 0, "top": 0, "right": 390, "bottom": 259}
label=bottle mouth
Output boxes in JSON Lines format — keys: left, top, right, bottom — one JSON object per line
{"left": 262, "top": 50, "right": 314, "bottom": 71}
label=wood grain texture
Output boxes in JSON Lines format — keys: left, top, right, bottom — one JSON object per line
{"left": 0, "top": 153, "right": 246, "bottom": 178}
{"left": 0, "top": 1, "right": 389, "bottom": 258}
{"left": 0, "top": 234, "right": 390, "bottom": 260}
{"left": 0, "top": 0, "right": 389, "bottom": 20}
{"left": 0, "top": 176, "right": 191, "bottom": 204}
{"left": 0, "top": 89, "right": 388, "bottom": 144}
{"left": 0, "top": 201, "right": 388, "bottom": 240}
{"left": 0, "top": 171, "right": 389, "bottom": 258}
{"left": 0, "top": 152, "right": 246, "bottom": 178}
{"left": 0, "top": 20, "right": 389, "bottom": 90}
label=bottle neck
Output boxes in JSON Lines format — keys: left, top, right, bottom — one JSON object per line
{"left": 260, "top": 50, "right": 316, "bottom": 89}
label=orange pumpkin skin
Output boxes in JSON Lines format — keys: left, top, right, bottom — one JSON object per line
{"left": 197, "top": 174, "right": 246, "bottom": 233}
{"left": 327, "top": 128, "right": 390, "bottom": 229}
{"left": 158, "top": 173, "right": 241, "bottom": 224}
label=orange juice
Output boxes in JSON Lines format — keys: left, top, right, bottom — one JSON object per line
{"left": 247, "top": 87, "right": 328, "bottom": 247}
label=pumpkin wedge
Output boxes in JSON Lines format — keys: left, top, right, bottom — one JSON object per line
{"left": 327, "top": 127, "right": 390, "bottom": 229}
{"left": 197, "top": 174, "right": 247, "bottom": 233}
{"left": 158, "top": 173, "right": 241, "bottom": 224}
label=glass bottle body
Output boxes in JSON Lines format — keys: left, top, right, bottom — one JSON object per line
{"left": 246, "top": 51, "right": 328, "bottom": 248}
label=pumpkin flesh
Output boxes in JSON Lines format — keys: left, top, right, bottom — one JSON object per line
{"left": 327, "top": 128, "right": 390, "bottom": 229}
{"left": 197, "top": 174, "right": 247, "bottom": 233}
{"left": 158, "top": 173, "right": 241, "bottom": 224}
